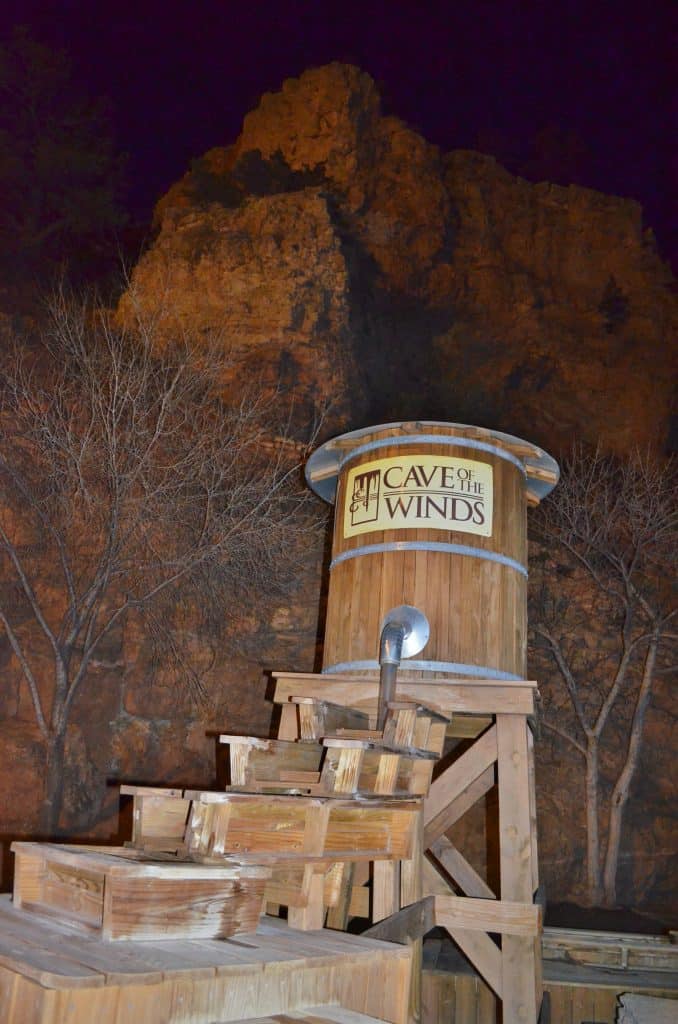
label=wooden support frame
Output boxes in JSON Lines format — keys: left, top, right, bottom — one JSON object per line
{"left": 271, "top": 673, "right": 543, "bottom": 1024}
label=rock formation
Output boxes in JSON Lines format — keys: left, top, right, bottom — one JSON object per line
{"left": 125, "top": 61, "right": 675, "bottom": 455}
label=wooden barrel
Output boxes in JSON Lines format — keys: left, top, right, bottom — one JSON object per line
{"left": 306, "top": 422, "right": 558, "bottom": 680}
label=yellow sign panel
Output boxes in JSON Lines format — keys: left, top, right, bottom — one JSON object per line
{"left": 343, "top": 454, "right": 493, "bottom": 539}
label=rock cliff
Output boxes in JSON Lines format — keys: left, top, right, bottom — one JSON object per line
{"left": 126, "top": 61, "right": 675, "bottom": 455}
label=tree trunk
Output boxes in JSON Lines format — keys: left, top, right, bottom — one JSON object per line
{"left": 602, "top": 635, "right": 659, "bottom": 906}
{"left": 585, "top": 736, "right": 603, "bottom": 905}
{"left": 42, "top": 728, "right": 67, "bottom": 836}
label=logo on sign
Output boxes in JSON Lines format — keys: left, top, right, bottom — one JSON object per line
{"left": 343, "top": 455, "right": 493, "bottom": 538}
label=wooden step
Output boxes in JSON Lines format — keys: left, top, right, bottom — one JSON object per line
{"left": 286, "top": 696, "right": 448, "bottom": 756}
{"left": 381, "top": 702, "right": 449, "bottom": 756}
{"left": 218, "top": 734, "right": 437, "bottom": 797}
{"left": 290, "top": 697, "right": 372, "bottom": 741}
{"left": 11, "top": 842, "right": 270, "bottom": 941}
{"left": 122, "top": 786, "right": 420, "bottom": 863}
{"left": 0, "top": 896, "right": 411, "bottom": 1024}
{"left": 229, "top": 1006, "right": 394, "bottom": 1024}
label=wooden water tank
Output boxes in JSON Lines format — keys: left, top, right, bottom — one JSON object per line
{"left": 306, "top": 422, "right": 558, "bottom": 680}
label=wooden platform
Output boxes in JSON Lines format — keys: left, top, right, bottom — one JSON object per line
{"left": 0, "top": 896, "right": 411, "bottom": 1024}
{"left": 422, "top": 933, "right": 678, "bottom": 1024}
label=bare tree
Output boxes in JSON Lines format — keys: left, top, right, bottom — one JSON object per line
{"left": 529, "top": 446, "right": 677, "bottom": 906}
{"left": 0, "top": 292, "right": 317, "bottom": 834}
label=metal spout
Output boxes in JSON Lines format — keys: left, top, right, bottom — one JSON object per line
{"left": 376, "top": 605, "right": 430, "bottom": 731}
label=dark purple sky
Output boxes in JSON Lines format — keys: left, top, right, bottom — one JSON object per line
{"left": 2, "top": 0, "right": 676, "bottom": 268}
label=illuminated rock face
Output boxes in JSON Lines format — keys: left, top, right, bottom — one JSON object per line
{"left": 128, "top": 61, "right": 675, "bottom": 455}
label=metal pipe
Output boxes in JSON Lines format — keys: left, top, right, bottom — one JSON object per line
{"left": 377, "top": 622, "right": 406, "bottom": 730}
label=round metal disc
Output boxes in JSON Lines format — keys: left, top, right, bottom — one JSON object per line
{"left": 380, "top": 604, "right": 430, "bottom": 659}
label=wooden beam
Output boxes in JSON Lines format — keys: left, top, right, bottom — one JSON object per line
{"left": 434, "top": 894, "right": 541, "bottom": 937}
{"left": 372, "top": 861, "right": 400, "bottom": 923}
{"left": 421, "top": 857, "right": 455, "bottom": 898}
{"left": 400, "top": 810, "right": 424, "bottom": 1024}
{"left": 277, "top": 702, "right": 299, "bottom": 741}
{"left": 423, "top": 724, "right": 498, "bottom": 848}
{"left": 424, "top": 727, "right": 497, "bottom": 823}
{"left": 428, "top": 837, "right": 495, "bottom": 899}
{"left": 363, "top": 896, "right": 436, "bottom": 945}
{"left": 445, "top": 926, "right": 503, "bottom": 999}
{"left": 273, "top": 675, "right": 536, "bottom": 717}
{"left": 496, "top": 714, "right": 540, "bottom": 1023}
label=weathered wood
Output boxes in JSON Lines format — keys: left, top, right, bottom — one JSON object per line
{"left": 372, "top": 861, "right": 401, "bottom": 923}
{"left": 0, "top": 897, "right": 413, "bottom": 1024}
{"left": 287, "top": 870, "right": 325, "bottom": 931}
{"left": 364, "top": 896, "right": 435, "bottom": 945}
{"left": 542, "top": 927, "right": 678, "bottom": 972}
{"left": 618, "top": 993, "right": 678, "bottom": 1023}
{"left": 11, "top": 843, "right": 270, "bottom": 941}
{"left": 423, "top": 726, "right": 497, "bottom": 847}
{"left": 445, "top": 927, "right": 503, "bottom": 999}
{"left": 496, "top": 714, "right": 540, "bottom": 1023}
{"left": 219, "top": 734, "right": 436, "bottom": 799}
{"left": 274, "top": 675, "right": 537, "bottom": 717}
{"left": 428, "top": 836, "right": 495, "bottom": 899}
{"left": 125, "top": 786, "right": 419, "bottom": 863}
{"left": 434, "top": 894, "right": 541, "bottom": 937}
{"left": 325, "top": 862, "right": 355, "bottom": 931}
{"left": 400, "top": 810, "right": 424, "bottom": 1024}
{"left": 320, "top": 430, "right": 530, "bottom": 679}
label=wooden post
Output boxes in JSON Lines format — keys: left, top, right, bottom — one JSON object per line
{"left": 497, "top": 713, "right": 541, "bottom": 1023}
{"left": 400, "top": 810, "right": 424, "bottom": 1024}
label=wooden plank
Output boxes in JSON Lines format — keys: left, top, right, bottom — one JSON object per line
{"left": 434, "top": 894, "right": 541, "bottom": 937}
{"left": 273, "top": 675, "right": 537, "bottom": 716}
{"left": 401, "top": 810, "right": 424, "bottom": 1024}
{"left": 0, "top": 896, "right": 218, "bottom": 982}
{"left": 325, "top": 862, "right": 355, "bottom": 930}
{"left": 496, "top": 713, "right": 540, "bottom": 1023}
{"left": 287, "top": 871, "right": 325, "bottom": 932}
{"left": 427, "top": 765, "right": 496, "bottom": 851}
{"left": 278, "top": 702, "right": 300, "bottom": 741}
{"left": 447, "top": 713, "right": 494, "bottom": 739}
{"left": 423, "top": 734, "right": 497, "bottom": 847}
{"left": 128, "top": 788, "right": 420, "bottom": 863}
{"left": 421, "top": 857, "right": 455, "bottom": 899}
{"left": 424, "top": 727, "right": 497, "bottom": 825}
{"left": 372, "top": 861, "right": 400, "bottom": 923}
{"left": 0, "top": 929, "right": 105, "bottom": 989}
{"left": 364, "top": 897, "right": 435, "bottom": 945}
{"left": 527, "top": 728, "right": 539, "bottom": 896}
{"left": 428, "top": 837, "right": 495, "bottom": 899}
{"left": 446, "top": 927, "right": 503, "bottom": 999}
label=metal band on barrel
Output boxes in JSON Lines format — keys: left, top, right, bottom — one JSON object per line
{"left": 322, "top": 659, "right": 522, "bottom": 681}
{"left": 338, "top": 434, "right": 526, "bottom": 475}
{"left": 330, "top": 541, "right": 527, "bottom": 576}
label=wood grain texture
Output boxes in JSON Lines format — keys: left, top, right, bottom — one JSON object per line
{"left": 323, "top": 438, "right": 528, "bottom": 678}
{"left": 0, "top": 898, "right": 413, "bottom": 1024}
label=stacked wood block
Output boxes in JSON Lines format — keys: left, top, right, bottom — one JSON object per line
{"left": 11, "top": 842, "right": 270, "bottom": 941}
{"left": 2, "top": 696, "right": 448, "bottom": 959}
{"left": 122, "top": 786, "right": 420, "bottom": 863}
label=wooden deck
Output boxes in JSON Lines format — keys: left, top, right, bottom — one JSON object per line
{"left": 0, "top": 896, "right": 411, "bottom": 1024}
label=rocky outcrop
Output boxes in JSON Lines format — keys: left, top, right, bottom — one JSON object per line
{"left": 129, "top": 61, "right": 675, "bottom": 455}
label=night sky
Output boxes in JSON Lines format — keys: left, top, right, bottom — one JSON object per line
{"left": 2, "top": 0, "right": 675, "bottom": 269}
